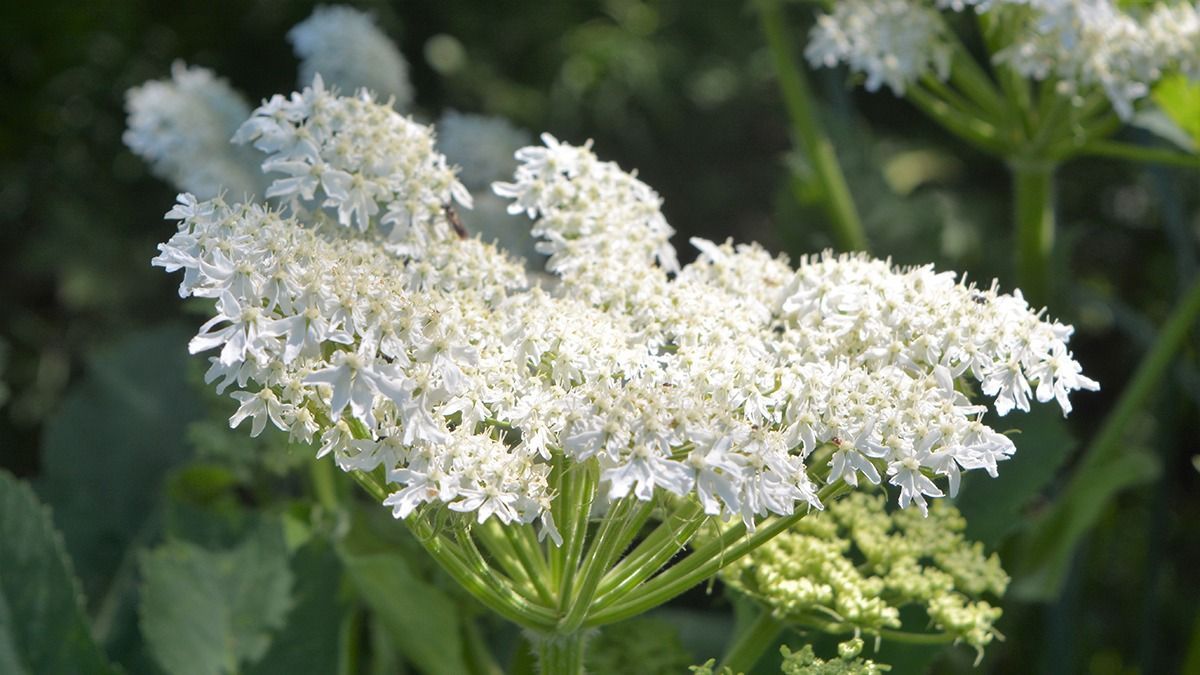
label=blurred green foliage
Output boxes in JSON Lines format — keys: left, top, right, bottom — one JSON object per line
{"left": 1, "top": 1, "right": 1198, "bottom": 673}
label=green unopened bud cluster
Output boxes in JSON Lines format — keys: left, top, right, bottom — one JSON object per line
{"left": 720, "top": 491, "right": 1007, "bottom": 654}
{"left": 781, "top": 643, "right": 888, "bottom": 675}
{"left": 691, "top": 643, "right": 888, "bottom": 675}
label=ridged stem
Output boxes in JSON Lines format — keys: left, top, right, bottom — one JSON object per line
{"left": 1012, "top": 160, "right": 1056, "bottom": 307}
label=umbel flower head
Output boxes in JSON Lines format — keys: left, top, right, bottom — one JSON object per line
{"left": 153, "top": 81, "right": 1097, "bottom": 541}
{"left": 806, "top": 0, "right": 1199, "bottom": 118}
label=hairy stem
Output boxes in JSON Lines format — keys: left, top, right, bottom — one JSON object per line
{"left": 534, "top": 631, "right": 587, "bottom": 675}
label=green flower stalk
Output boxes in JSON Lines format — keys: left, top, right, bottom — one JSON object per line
{"left": 757, "top": 0, "right": 868, "bottom": 252}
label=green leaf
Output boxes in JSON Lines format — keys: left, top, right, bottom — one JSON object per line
{"left": 1010, "top": 449, "right": 1160, "bottom": 601}
{"left": 1152, "top": 73, "right": 1200, "bottom": 148}
{"left": 37, "top": 325, "right": 203, "bottom": 600}
{"left": 246, "top": 542, "right": 345, "bottom": 675}
{"left": 0, "top": 470, "right": 120, "bottom": 675}
{"left": 337, "top": 539, "right": 467, "bottom": 675}
{"left": 955, "top": 405, "right": 1078, "bottom": 547}
{"left": 139, "top": 520, "right": 294, "bottom": 675}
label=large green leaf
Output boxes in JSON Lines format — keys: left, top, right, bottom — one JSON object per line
{"left": 338, "top": 537, "right": 468, "bottom": 675}
{"left": 38, "top": 325, "right": 203, "bottom": 599}
{"left": 955, "top": 405, "right": 1077, "bottom": 547}
{"left": 0, "top": 470, "right": 120, "bottom": 674}
{"left": 246, "top": 541, "right": 345, "bottom": 675}
{"left": 139, "top": 520, "right": 294, "bottom": 675}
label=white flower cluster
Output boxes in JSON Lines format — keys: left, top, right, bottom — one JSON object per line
{"left": 288, "top": 5, "right": 413, "bottom": 110}
{"left": 996, "top": 0, "right": 1200, "bottom": 118}
{"left": 805, "top": 0, "right": 952, "bottom": 95}
{"left": 806, "top": 0, "right": 1200, "bottom": 117}
{"left": 494, "top": 133, "right": 680, "bottom": 305}
{"left": 154, "top": 83, "right": 1096, "bottom": 538}
{"left": 232, "top": 76, "right": 471, "bottom": 253}
{"left": 124, "top": 7, "right": 415, "bottom": 200}
{"left": 123, "top": 62, "right": 268, "bottom": 199}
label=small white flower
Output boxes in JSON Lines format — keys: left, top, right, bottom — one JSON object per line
{"left": 305, "top": 350, "right": 410, "bottom": 428}
{"left": 229, "top": 388, "right": 289, "bottom": 437}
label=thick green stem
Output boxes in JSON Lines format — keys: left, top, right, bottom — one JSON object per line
{"left": 944, "top": 25, "right": 1011, "bottom": 118}
{"left": 789, "top": 616, "right": 959, "bottom": 645}
{"left": 594, "top": 500, "right": 706, "bottom": 605}
{"left": 348, "top": 470, "right": 558, "bottom": 630}
{"left": 310, "top": 456, "right": 340, "bottom": 510}
{"left": 560, "top": 497, "right": 639, "bottom": 633}
{"left": 1012, "top": 161, "right": 1057, "bottom": 307}
{"left": 505, "top": 525, "right": 557, "bottom": 606}
{"left": 758, "top": 0, "right": 867, "bottom": 251}
{"left": 475, "top": 521, "right": 536, "bottom": 591}
{"left": 908, "top": 85, "right": 1007, "bottom": 155}
{"left": 719, "top": 610, "right": 785, "bottom": 673}
{"left": 555, "top": 458, "right": 597, "bottom": 604}
{"left": 534, "top": 632, "right": 587, "bottom": 675}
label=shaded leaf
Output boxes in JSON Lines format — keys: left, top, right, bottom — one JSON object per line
{"left": 0, "top": 470, "right": 120, "bottom": 675}
{"left": 338, "top": 540, "right": 467, "bottom": 675}
{"left": 247, "top": 541, "right": 345, "bottom": 675}
{"left": 139, "top": 520, "right": 294, "bottom": 675}
{"left": 1010, "top": 449, "right": 1160, "bottom": 601}
{"left": 38, "top": 326, "right": 203, "bottom": 600}
{"left": 955, "top": 405, "right": 1078, "bottom": 547}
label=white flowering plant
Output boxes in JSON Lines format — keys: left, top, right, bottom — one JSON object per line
{"left": 13, "top": 3, "right": 1191, "bottom": 674}
{"left": 135, "top": 61, "right": 1103, "bottom": 670}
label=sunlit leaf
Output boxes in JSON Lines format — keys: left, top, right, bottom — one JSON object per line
{"left": 338, "top": 533, "right": 467, "bottom": 675}
{"left": 1152, "top": 73, "right": 1200, "bottom": 148}
{"left": 139, "top": 520, "right": 293, "bottom": 675}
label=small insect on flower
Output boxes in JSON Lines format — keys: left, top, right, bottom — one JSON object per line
{"left": 445, "top": 204, "right": 468, "bottom": 239}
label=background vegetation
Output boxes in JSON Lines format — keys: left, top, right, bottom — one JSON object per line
{"left": 1, "top": 1, "right": 1197, "bottom": 673}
